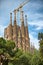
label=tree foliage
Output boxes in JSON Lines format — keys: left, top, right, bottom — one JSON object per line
{"left": 38, "top": 32, "right": 43, "bottom": 40}
{"left": 38, "top": 32, "right": 43, "bottom": 65}
{"left": 0, "top": 36, "right": 43, "bottom": 65}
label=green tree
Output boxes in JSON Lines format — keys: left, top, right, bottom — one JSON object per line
{"left": 39, "top": 40, "right": 43, "bottom": 59}
{"left": 38, "top": 33, "right": 43, "bottom": 59}
{"left": 13, "top": 54, "right": 30, "bottom": 65}
{"left": 0, "top": 37, "right": 15, "bottom": 65}
{"left": 12, "top": 51, "right": 32, "bottom": 65}
{"left": 38, "top": 32, "right": 43, "bottom": 64}
{"left": 38, "top": 32, "right": 43, "bottom": 40}
{"left": 31, "top": 53, "right": 40, "bottom": 65}
{"left": 5, "top": 40, "right": 15, "bottom": 57}
{"left": 0, "top": 37, "right": 6, "bottom": 65}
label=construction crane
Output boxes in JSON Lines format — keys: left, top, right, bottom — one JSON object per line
{"left": 13, "top": 0, "right": 30, "bottom": 23}
{"left": 14, "top": 0, "right": 29, "bottom": 12}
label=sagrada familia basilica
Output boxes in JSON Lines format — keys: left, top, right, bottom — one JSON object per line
{"left": 4, "top": 1, "right": 34, "bottom": 52}
{"left": 4, "top": 10, "right": 30, "bottom": 52}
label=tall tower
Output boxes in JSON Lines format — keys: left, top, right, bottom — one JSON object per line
{"left": 13, "top": 10, "right": 18, "bottom": 48}
{"left": 6, "top": 13, "right": 13, "bottom": 40}
{"left": 20, "top": 11, "right": 26, "bottom": 52}
{"left": 25, "top": 15, "right": 30, "bottom": 52}
{"left": 10, "top": 13, "right": 12, "bottom": 25}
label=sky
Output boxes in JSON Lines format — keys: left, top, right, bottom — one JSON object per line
{"left": 0, "top": 0, "right": 43, "bottom": 49}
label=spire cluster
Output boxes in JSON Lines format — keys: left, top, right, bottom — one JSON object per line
{"left": 4, "top": 0, "right": 30, "bottom": 52}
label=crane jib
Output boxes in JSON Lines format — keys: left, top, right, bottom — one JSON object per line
{"left": 14, "top": 0, "right": 30, "bottom": 12}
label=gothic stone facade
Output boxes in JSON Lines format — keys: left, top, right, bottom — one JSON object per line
{"left": 4, "top": 11, "right": 30, "bottom": 52}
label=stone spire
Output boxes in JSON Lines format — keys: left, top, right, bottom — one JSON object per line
{"left": 14, "top": 10, "right": 17, "bottom": 25}
{"left": 20, "top": 11, "right": 24, "bottom": 26}
{"left": 25, "top": 15, "right": 28, "bottom": 27}
{"left": 13, "top": 10, "right": 18, "bottom": 48}
{"left": 6, "top": 13, "right": 13, "bottom": 40}
{"left": 20, "top": 11, "right": 26, "bottom": 52}
{"left": 10, "top": 13, "right": 12, "bottom": 25}
{"left": 25, "top": 15, "right": 28, "bottom": 38}
{"left": 20, "top": 11, "right": 25, "bottom": 36}
{"left": 25, "top": 15, "right": 30, "bottom": 52}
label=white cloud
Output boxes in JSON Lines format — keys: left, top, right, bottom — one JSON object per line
{"left": 36, "top": 27, "right": 43, "bottom": 30}
{"left": 29, "top": 21, "right": 43, "bottom": 27}
{"left": 27, "top": 13, "right": 43, "bottom": 31}
{"left": 28, "top": 20, "right": 43, "bottom": 30}
{"left": 29, "top": 33, "right": 39, "bottom": 49}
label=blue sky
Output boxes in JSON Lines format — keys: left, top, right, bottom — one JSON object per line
{"left": 0, "top": 0, "right": 43, "bottom": 49}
